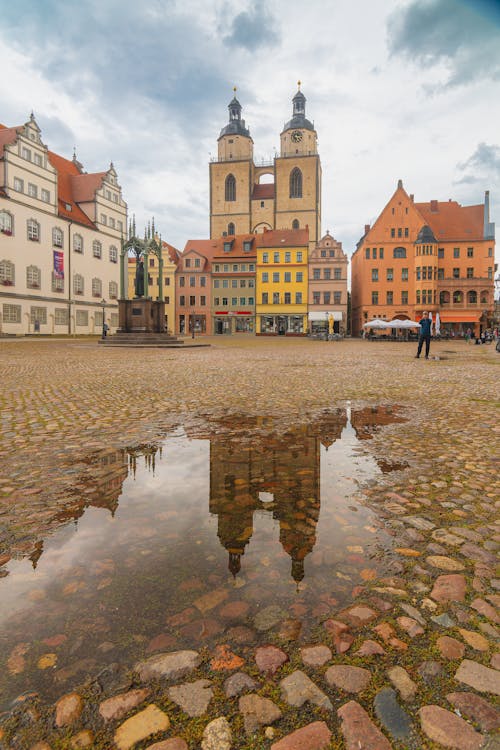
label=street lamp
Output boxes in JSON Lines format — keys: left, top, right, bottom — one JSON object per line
{"left": 325, "top": 311, "right": 329, "bottom": 341}
{"left": 100, "top": 298, "right": 107, "bottom": 339}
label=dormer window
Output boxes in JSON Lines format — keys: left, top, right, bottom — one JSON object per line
{"left": 243, "top": 240, "right": 252, "bottom": 253}
{"left": 224, "top": 241, "right": 232, "bottom": 253}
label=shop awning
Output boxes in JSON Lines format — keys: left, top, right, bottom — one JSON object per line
{"left": 438, "top": 312, "right": 482, "bottom": 322}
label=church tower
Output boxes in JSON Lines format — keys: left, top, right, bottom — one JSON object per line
{"left": 209, "top": 84, "right": 321, "bottom": 248}
{"left": 275, "top": 83, "right": 321, "bottom": 249}
{"left": 209, "top": 90, "right": 254, "bottom": 238}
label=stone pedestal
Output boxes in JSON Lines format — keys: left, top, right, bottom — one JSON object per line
{"left": 118, "top": 298, "right": 166, "bottom": 333}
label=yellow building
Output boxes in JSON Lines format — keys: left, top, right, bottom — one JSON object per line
{"left": 256, "top": 228, "right": 309, "bottom": 335}
{"left": 127, "top": 240, "right": 179, "bottom": 333}
{"left": 209, "top": 85, "right": 321, "bottom": 252}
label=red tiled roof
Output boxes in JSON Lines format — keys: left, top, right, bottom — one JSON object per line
{"left": 252, "top": 183, "right": 275, "bottom": 200}
{"left": 183, "top": 239, "right": 220, "bottom": 260}
{"left": 212, "top": 233, "right": 257, "bottom": 258}
{"left": 0, "top": 124, "right": 23, "bottom": 157}
{"left": 48, "top": 151, "right": 97, "bottom": 228}
{"left": 416, "top": 200, "right": 484, "bottom": 241}
{"left": 256, "top": 228, "right": 309, "bottom": 248}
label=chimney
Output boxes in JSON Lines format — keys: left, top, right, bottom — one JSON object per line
{"left": 484, "top": 190, "right": 495, "bottom": 239}
{"left": 430, "top": 200, "right": 438, "bottom": 212}
{"left": 364, "top": 224, "right": 370, "bottom": 234}
{"left": 397, "top": 179, "right": 403, "bottom": 189}
{"left": 410, "top": 194, "right": 414, "bottom": 202}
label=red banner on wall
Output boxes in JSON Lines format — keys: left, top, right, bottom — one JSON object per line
{"left": 53, "top": 250, "right": 64, "bottom": 279}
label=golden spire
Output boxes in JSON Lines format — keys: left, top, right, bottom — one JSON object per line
{"left": 297, "top": 80, "right": 301, "bottom": 89}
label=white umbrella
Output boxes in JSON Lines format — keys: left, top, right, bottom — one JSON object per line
{"left": 363, "top": 319, "right": 389, "bottom": 329}
{"left": 435, "top": 312, "right": 441, "bottom": 336}
{"left": 384, "top": 319, "right": 421, "bottom": 328}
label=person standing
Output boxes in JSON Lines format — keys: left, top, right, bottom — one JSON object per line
{"left": 415, "top": 311, "right": 432, "bottom": 359}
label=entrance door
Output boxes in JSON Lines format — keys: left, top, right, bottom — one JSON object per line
{"left": 277, "top": 316, "right": 287, "bottom": 335}
{"left": 215, "top": 319, "right": 224, "bottom": 334}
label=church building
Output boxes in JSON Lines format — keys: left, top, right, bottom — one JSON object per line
{"left": 209, "top": 85, "right": 321, "bottom": 252}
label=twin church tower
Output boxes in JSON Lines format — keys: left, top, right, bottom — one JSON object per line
{"left": 209, "top": 85, "right": 321, "bottom": 250}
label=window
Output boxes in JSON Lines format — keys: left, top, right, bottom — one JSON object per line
{"left": 324, "top": 269, "right": 331, "bottom": 280}
{"left": 117, "top": 220, "right": 123, "bottom": 233}
{"left": 401, "top": 291, "right": 408, "bottom": 304}
{"left": 149, "top": 258, "right": 155, "bottom": 267}
{"left": 73, "top": 274, "right": 84, "bottom": 295}
{"left": 101, "top": 214, "right": 107, "bottom": 225}
{"left": 30, "top": 306, "right": 47, "bottom": 324}
{"left": 52, "top": 227, "right": 63, "bottom": 247}
{"left": 372, "top": 292, "right": 378, "bottom": 305}
{"left": 28, "top": 183, "right": 38, "bottom": 198}
{"left": 179, "top": 295, "right": 185, "bottom": 306}
{"left": 313, "top": 268, "right": 321, "bottom": 280}
{"left": 468, "top": 290, "right": 477, "bottom": 304}
{"left": 453, "top": 268, "right": 460, "bottom": 279}
{"left": 185, "top": 259, "right": 191, "bottom": 268}
{"left": 273, "top": 252, "right": 280, "bottom": 263}
{"left": 240, "top": 279, "right": 246, "bottom": 287}
{"left": 284, "top": 292, "right": 291, "bottom": 304}
{"left": 372, "top": 248, "right": 377, "bottom": 259}
{"left": 289, "top": 168, "right": 302, "bottom": 198}
{"left": 365, "top": 248, "right": 370, "bottom": 259}
{"left": 200, "top": 276, "right": 206, "bottom": 287}
{"left": 329, "top": 250, "right": 335, "bottom": 257}
{"left": 438, "top": 247, "right": 444, "bottom": 258}
{"left": 50, "top": 271, "right": 63, "bottom": 292}
{"left": 231, "top": 297, "right": 237, "bottom": 305}
{"left": 296, "top": 251, "right": 303, "bottom": 262}
{"left": 371, "top": 269, "right": 378, "bottom": 281}
{"left": 379, "top": 248, "right": 384, "bottom": 259}
{"left": 222, "top": 279, "right": 229, "bottom": 288}
{"left": 333, "top": 292, "right": 341, "bottom": 305}
{"left": 292, "top": 219, "right": 299, "bottom": 230}
{"left": 393, "top": 247, "right": 406, "bottom": 258}
{"left": 488, "top": 247, "right": 493, "bottom": 257}
{"left": 109, "top": 281, "right": 118, "bottom": 299}
{"left": 3, "top": 304, "right": 21, "bottom": 323}
{"left": 73, "top": 234, "right": 83, "bottom": 253}
{"left": 295, "top": 292, "right": 302, "bottom": 304}
{"left": 488, "top": 267, "right": 493, "bottom": 279}
{"left": 248, "top": 296, "right": 254, "bottom": 305}
{"left": 453, "top": 290, "right": 462, "bottom": 304}
{"left": 200, "top": 296, "right": 206, "bottom": 306}
{"left": 76, "top": 310, "right": 88, "bottom": 327}
{"left": 262, "top": 292, "right": 268, "bottom": 304}
{"left": 222, "top": 297, "right": 228, "bottom": 306}
{"left": 232, "top": 264, "right": 238, "bottom": 272}
{"left": 109, "top": 245, "right": 118, "bottom": 263}
{"left": 262, "top": 272, "right": 269, "bottom": 282}
{"left": 179, "top": 276, "right": 185, "bottom": 287}
{"left": 323, "top": 292, "right": 331, "bottom": 304}
{"left": 416, "top": 290, "right": 421, "bottom": 304}
{"left": 398, "top": 228, "right": 402, "bottom": 238}
{"left": 313, "top": 292, "right": 320, "bottom": 304}
{"left": 273, "top": 292, "right": 280, "bottom": 304}
{"left": 0, "top": 210, "right": 13, "bottom": 235}
{"left": 223, "top": 264, "right": 229, "bottom": 272}
{"left": 262, "top": 253, "right": 269, "bottom": 263}
{"left": 285, "top": 252, "right": 291, "bottom": 263}
{"left": 165, "top": 277, "right": 170, "bottom": 286}
{"left": 334, "top": 268, "right": 341, "bottom": 280}
{"left": 296, "top": 271, "right": 303, "bottom": 282}
{"left": 438, "top": 268, "right": 444, "bottom": 280}
{"left": 223, "top": 242, "right": 231, "bottom": 253}
{"left": 249, "top": 264, "right": 255, "bottom": 271}
{"left": 404, "top": 228, "right": 409, "bottom": 238}
{"left": 272, "top": 272, "right": 279, "bottom": 282}
{"left": 189, "top": 276, "right": 196, "bottom": 287}
{"left": 22, "top": 146, "right": 31, "bottom": 161}
{"left": 416, "top": 267, "right": 421, "bottom": 280}
{"left": 239, "top": 297, "right": 246, "bottom": 305}
{"left": 0, "top": 259, "right": 15, "bottom": 285}
{"left": 401, "top": 267, "right": 408, "bottom": 281}
{"left": 214, "top": 297, "right": 220, "bottom": 305}
{"left": 189, "top": 295, "right": 195, "bottom": 305}
{"left": 466, "top": 267, "right": 473, "bottom": 279}
{"left": 283, "top": 271, "right": 291, "bottom": 283}
{"left": 422, "top": 267, "right": 427, "bottom": 280}
{"left": 260, "top": 201, "right": 265, "bottom": 208}
{"left": 453, "top": 248, "right": 460, "bottom": 258}
{"left": 92, "top": 277, "right": 102, "bottom": 297}
{"left": 467, "top": 247, "right": 474, "bottom": 257}
{"left": 227, "top": 222, "right": 235, "bottom": 235}
{"left": 321, "top": 250, "right": 326, "bottom": 258}
{"left": 243, "top": 241, "right": 252, "bottom": 253}
{"left": 387, "top": 291, "right": 393, "bottom": 304}
{"left": 26, "top": 218, "right": 40, "bottom": 241}
{"left": 386, "top": 268, "right": 393, "bottom": 281}
{"left": 93, "top": 240, "right": 102, "bottom": 258}
{"left": 225, "top": 174, "right": 236, "bottom": 201}
{"left": 213, "top": 279, "right": 220, "bottom": 288}
{"left": 231, "top": 279, "right": 238, "bottom": 288}
{"left": 14, "top": 178, "right": 24, "bottom": 192}
{"left": 391, "top": 229, "right": 395, "bottom": 238}
{"left": 26, "top": 265, "right": 41, "bottom": 288}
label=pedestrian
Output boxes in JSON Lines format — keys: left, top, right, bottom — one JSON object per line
{"left": 103, "top": 322, "right": 109, "bottom": 337}
{"left": 415, "top": 311, "right": 432, "bottom": 359}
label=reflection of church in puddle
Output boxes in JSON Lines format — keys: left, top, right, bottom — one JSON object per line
{"left": 197, "top": 406, "right": 404, "bottom": 582}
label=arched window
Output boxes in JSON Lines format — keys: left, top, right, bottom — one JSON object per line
{"left": 225, "top": 174, "right": 236, "bottom": 201}
{"left": 0, "top": 210, "right": 13, "bottom": 235}
{"left": 52, "top": 227, "right": 63, "bottom": 247}
{"left": 109, "top": 281, "right": 118, "bottom": 299}
{"left": 109, "top": 245, "right": 118, "bottom": 263}
{"left": 453, "top": 290, "right": 462, "bottom": 304}
{"left": 92, "top": 277, "right": 102, "bottom": 297}
{"left": 292, "top": 219, "right": 299, "bottom": 230}
{"left": 439, "top": 291, "right": 450, "bottom": 305}
{"left": 27, "top": 219, "right": 40, "bottom": 241}
{"left": 73, "top": 234, "right": 83, "bottom": 253}
{"left": 480, "top": 290, "right": 489, "bottom": 304}
{"left": 467, "top": 290, "right": 477, "bottom": 304}
{"left": 93, "top": 240, "right": 102, "bottom": 258}
{"left": 289, "top": 168, "right": 302, "bottom": 198}
{"left": 393, "top": 247, "right": 406, "bottom": 258}
{"left": 227, "top": 222, "right": 235, "bottom": 236}
{"left": 26, "top": 265, "right": 41, "bottom": 288}
{"left": 0, "top": 259, "right": 15, "bottom": 285}
{"left": 73, "top": 273, "right": 84, "bottom": 295}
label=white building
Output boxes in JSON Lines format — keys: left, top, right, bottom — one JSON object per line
{"left": 0, "top": 114, "right": 127, "bottom": 335}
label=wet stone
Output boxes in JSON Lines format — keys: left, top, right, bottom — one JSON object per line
{"left": 325, "top": 664, "right": 371, "bottom": 694}
{"left": 338, "top": 699, "right": 392, "bottom": 750}
{"left": 255, "top": 645, "right": 288, "bottom": 675}
{"left": 254, "top": 605, "right": 286, "bottom": 631}
{"left": 218, "top": 600, "right": 250, "bottom": 620}
{"left": 114, "top": 704, "right": 170, "bottom": 750}
{"left": 400, "top": 603, "right": 426, "bottom": 626}
{"left": 337, "top": 604, "right": 378, "bottom": 627}
{"left": 397, "top": 616, "right": 425, "bottom": 638}
{"left": 99, "top": 688, "right": 151, "bottom": 722}
{"left": 225, "top": 625, "right": 256, "bottom": 644}
{"left": 300, "top": 644, "right": 332, "bottom": 667}
{"left": 210, "top": 644, "right": 244, "bottom": 671}
{"left": 270, "top": 721, "right": 332, "bottom": 750}
{"left": 446, "top": 691, "right": 500, "bottom": 732}
{"left": 373, "top": 687, "right": 413, "bottom": 742}
{"left": 167, "top": 679, "right": 213, "bottom": 717}
{"left": 238, "top": 693, "right": 282, "bottom": 734}
{"left": 418, "top": 705, "right": 484, "bottom": 750}
{"left": 431, "top": 574, "right": 467, "bottom": 603}
{"left": 427, "top": 555, "right": 465, "bottom": 571}
{"left": 224, "top": 671, "right": 257, "bottom": 698}
{"left": 135, "top": 650, "right": 200, "bottom": 682}
{"left": 201, "top": 716, "right": 232, "bottom": 750}
{"left": 70, "top": 730, "right": 94, "bottom": 748}
{"left": 54, "top": 692, "right": 84, "bottom": 728}
{"left": 278, "top": 618, "right": 302, "bottom": 641}
{"left": 280, "top": 670, "right": 333, "bottom": 710}
{"left": 455, "top": 659, "right": 500, "bottom": 695}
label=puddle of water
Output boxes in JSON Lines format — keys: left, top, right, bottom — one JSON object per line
{"left": 0, "top": 406, "right": 406, "bottom": 709}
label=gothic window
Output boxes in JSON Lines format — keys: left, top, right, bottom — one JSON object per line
{"left": 393, "top": 247, "right": 406, "bottom": 258}
{"left": 227, "top": 222, "right": 235, "bottom": 235}
{"left": 289, "top": 168, "right": 302, "bottom": 199}
{"left": 225, "top": 174, "right": 236, "bottom": 201}
{"left": 292, "top": 219, "right": 299, "bottom": 229}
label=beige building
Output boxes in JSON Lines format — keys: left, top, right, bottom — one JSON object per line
{"left": 209, "top": 85, "right": 321, "bottom": 251}
{"left": 308, "top": 232, "right": 349, "bottom": 335}
{"left": 0, "top": 114, "right": 126, "bottom": 335}
{"left": 127, "top": 241, "right": 179, "bottom": 333}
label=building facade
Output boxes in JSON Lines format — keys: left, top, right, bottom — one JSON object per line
{"left": 0, "top": 114, "right": 126, "bottom": 335}
{"left": 211, "top": 234, "right": 256, "bottom": 334}
{"left": 175, "top": 240, "right": 214, "bottom": 334}
{"left": 209, "top": 86, "right": 321, "bottom": 251}
{"left": 256, "top": 228, "right": 309, "bottom": 335}
{"left": 351, "top": 181, "right": 496, "bottom": 336}
{"left": 308, "top": 231, "right": 348, "bottom": 335}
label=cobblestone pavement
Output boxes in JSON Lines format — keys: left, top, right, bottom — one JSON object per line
{"left": 0, "top": 336, "right": 499, "bottom": 749}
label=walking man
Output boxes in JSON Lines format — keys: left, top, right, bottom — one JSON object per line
{"left": 415, "top": 311, "right": 432, "bottom": 359}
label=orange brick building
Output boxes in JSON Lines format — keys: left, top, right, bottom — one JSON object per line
{"left": 351, "top": 181, "right": 496, "bottom": 337}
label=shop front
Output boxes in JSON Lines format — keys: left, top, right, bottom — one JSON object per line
{"left": 214, "top": 311, "right": 255, "bottom": 334}
{"left": 258, "top": 314, "right": 306, "bottom": 335}
{"left": 438, "top": 312, "right": 482, "bottom": 337}
{"left": 308, "top": 311, "right": 342, "bottom": 335}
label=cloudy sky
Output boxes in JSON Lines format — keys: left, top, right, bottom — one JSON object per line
{"left": 1, "top": 0, "right": 499, "bottom": 262}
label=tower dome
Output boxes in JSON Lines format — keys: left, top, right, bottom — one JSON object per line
{"left": 218, "top": 91, "right": 251, "bottom": 139}
{"left": 283, "top": 83, "right": 315, "bottom": 132}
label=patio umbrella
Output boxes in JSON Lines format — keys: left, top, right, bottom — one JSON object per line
{"left": 384, "top": 319, "right": 421, "bottom": 328}
{"left": 363, "top": 319, "right": 388, "bottom": 328}
{"left": 435, "top": 312, "right": 441, "bottom": 336}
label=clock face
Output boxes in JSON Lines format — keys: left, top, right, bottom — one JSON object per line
{"left": 291, "top": 130, "right": 303, "bottom": 143}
